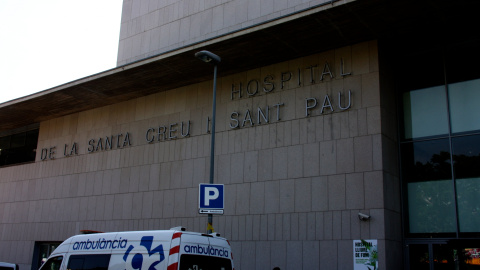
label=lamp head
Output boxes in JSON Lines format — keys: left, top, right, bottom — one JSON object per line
{"left": 195, "top": 50, "right": 221, "bottom": 64}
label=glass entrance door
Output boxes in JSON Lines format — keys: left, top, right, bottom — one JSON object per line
{"left": 407, "top": 241, "right": 480, "bottom": 270}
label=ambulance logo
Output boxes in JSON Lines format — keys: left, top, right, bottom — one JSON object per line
{"left": 123, "top": 236, "right": 165, "bottom": 270}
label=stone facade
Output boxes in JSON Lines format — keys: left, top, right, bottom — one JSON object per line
{"left": 0, "top": 40, "right": 401, "bottom": 269}
{"left": 117, "top": 0, "right": 342, "bottom": 65}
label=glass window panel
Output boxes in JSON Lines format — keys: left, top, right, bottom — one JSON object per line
{"left": 25, "top": 129, "right": 39, "bottom": 147}
{"left": 0, "top": 136, "right": 10, "bottom": 150}
{"left": 401, "top": 139, "right": 452, "bottom": 182}
{"left": 402, "top": 139, "right": 456, "bottom": 233}
{"left": 448, "top": 78, "right": 480, "bottom": 133}
{"left": 408, "top": 180, "right": 456, "bottom": 233}
{"left": 461, "top": 248, "right": 480, "bottom": 267}
{"left": 452, "top": 134, "right": 480, "bottom": 179}
{"left": 456, "top": 178, "right": 480, "bottom": 233}
{"left": 403, "top": 86, "right": 449, "bottom": 139}
{"left": 433, "top": 244, "right": 455, "bottom": 269}
{"left": 452, "top": 135, "right": 480, "bottom": 233}
{"left": 408, "top": 244, "right": 430, "bottom": 270}
{"left": 10, "top": 133, "right": 25, "bottom": 148}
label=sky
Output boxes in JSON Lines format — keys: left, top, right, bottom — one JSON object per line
{"left": 0, "top": 0, "right": 123, "bottom": 103}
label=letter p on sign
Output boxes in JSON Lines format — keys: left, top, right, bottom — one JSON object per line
{"left": 204, "top": 187, "right": 219, "bottom": 206}
{"left": 199, "top": 184, "right": 224, "bottom": 210}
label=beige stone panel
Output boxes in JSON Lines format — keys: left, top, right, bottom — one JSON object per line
{"left": 134, "top": 96, "right": 147, "bottom": 121}
{"left": 295, "top": 178, "right": 312, "bottom": 213}
{"left": 356, "top": 108, "right": 368, "bottom": 136}
{"left": 152, "top": 91, "right": 166, "bottom": 117}
{"left": 142, "top": 93, "right": 156, "bottom": 119}
{"left": 322, "top": 114, "right": 333, "bottom": 141}
{"left": 362, "top": 72, "right": 380, "bottom": 108}
{"left": 53, "top": 117, "right": 64, "bottom": 139}
{"left": 304, "top": 116, "right": 316, "bottom": 144}
{"left": 364, "top": 171, "right": 384, "bottom": 209}
{"left": 335, "top": 45, "right": 353, "bottom": 77}
{"left": 330, "top": 113, "right": 342, "bottom": 140}
{"left": 352, "top": 41, "right": 371, "bottom": 75}
{"left": 279, "top": 121, "right": 292, "bottom": 149}
{"left": 217, "top": 75, "right": 231, "bottom": 105}
{"left": 245, "top": 67, "right": 262, "bottom": 94}
{"left": 328, "top": 174, "right": 346, "bottom": 211}
{"left": 235, "top": 183, "right": 250, "bottom": 215}
{"left": 292, "top": 54, "right": 313, "bottom": 89}
{"left": 280, "top": 90, "right": 296, "bottom": 122}
{"left": 336, "top": 138, "right": 354, "bottom": 174}
{"left": 251, "top": 125, "right": 262, "bottom": 151}
{"left": 319, "top": 140, "right": 336, "bottom": 175}
{"left": 243, "top": 125, "right": 254, "bottom": 152}
{"left": 244, "top": 150, "right": 258, "bottom": 182}
{"left": 158, "top": 162, "right": 171, "bottom": 190}
{"left": 305, "top": 83, "right": 324, "bottom": 118}
{"left": 368, "top": 40, "right": 379, "bottom": 72}
{"left": 184, "top": 84, "right": 199, "bottom": 113}
{"left": 303, "top": 141, "right": 320, "bottom": 177}
{"left": 263, "top": 123, "right": 274, "bottom": 149}
{"left": 257, "top": 148, "right": 272, "bottom": 182}
{"left": 128, "top": 165, "right": 140, "bottom": 192}
{"left": 37, "top": 121, "right": 49, "bottom": 142}
{"left": 188, "top": 108, "right": 204, "bottom": 136}
{"left": 119, "top": 99, "right": 137, "bottom": 125}
{"left": 287, "top": 144, "right": 303, "bottom": 179}
{"left": 259, "top": 63, "right": 277, "bottom": 90}
{"left": 259, "top": 123, "right": 273, "bottom": 150}
{"left": 367, "top": 105, "right": 381, "bottom": 135}
{"left": 97, "top": 106, "right": 111, "bottom": 130}
{"left": 311, "top": 176, "right": 329, "bottom": 211}
{"left": 354, "top": 135, "right": 373, "bottom": 172}
{"left": 230, "top": 152, "right": 244, "bottom": 184}
{"left": 270, "top": 60, "right": 289, "bottom": 92}
{"left": 46, "top": 119, "right": 57, "bottom": 141}
{"left": 198, "top": 81, "right": 214, "bottom": 112}
{"left": 295, "top": 86, "right": 311, "bottom": 120}
{"left": 271, "top": 146, "right": 287, "bottom": 180}
{"left": 343, "top": 75, "right": 362, "bottom": 109}
{"left": 372, "top": 134, "right": 383, "bottom": 171}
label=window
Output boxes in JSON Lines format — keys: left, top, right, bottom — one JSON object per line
{"left": 401, "top": 139, "right": 456, "bottom": 235}
{"left": 402, "top": 86, "right": 449, "bottom": 139}
{"left": 67, "top": 254, "right": 111, "bottom": 270}
{"left": 179, "top": 255, "right": 232, "bottom": 270}
{"left": 0, "top": 128, "right": 38, "bottom": 166}
{"left": 39, "top": 256, "right": 62, "bottom": 270}
{"left": 448, "top": 79, "right": 480, "bottom": 134}
{"left": 452, "top": 135, "right": 480, "bottom": 233}
{"left": 32, "top": 242, "right": 61, "bottom": 270}
{"left": 399, "top": 42, "right": 480, "bottom": 238}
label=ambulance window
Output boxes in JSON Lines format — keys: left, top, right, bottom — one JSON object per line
{"left": 40, "top": 256, "right": 63, "bottom": 270}
{"left": 67, "top": 254, "right": 111, "bottom": 270}
{"left": 179, "top": 255, "right": 232, "bottom": 270}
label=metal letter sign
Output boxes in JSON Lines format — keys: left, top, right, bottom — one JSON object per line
{"left": 199, "top": 184, "right": 224, "bottom": 214}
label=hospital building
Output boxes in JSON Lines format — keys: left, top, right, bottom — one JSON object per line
{"left": 0, "top": 0, "right": 479, "bottom": 269}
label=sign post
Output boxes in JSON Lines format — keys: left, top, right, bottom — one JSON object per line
{"left": 199, "top": 184, "right": 224, "bottom": 215}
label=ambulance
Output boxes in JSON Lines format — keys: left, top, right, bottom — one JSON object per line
{"left": 39, "top": 227, "right": 234, "bottom": 270}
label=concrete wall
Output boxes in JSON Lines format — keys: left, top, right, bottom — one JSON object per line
{"left": 117, "top": 0, "right": 337, "bottom": 66}
{"left": 0, "top": 41, "right": 401, "bottom": 270}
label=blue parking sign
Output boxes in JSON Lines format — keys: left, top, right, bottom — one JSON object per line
{"left": 199, "top": 184, "right": 224, "bottom": 214}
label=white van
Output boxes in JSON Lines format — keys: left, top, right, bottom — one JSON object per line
{"left": 0, "top": 262, "right": 19, "bottom": 270}
{"left": 39, "top": 227, "right": 234, "bottom": 270}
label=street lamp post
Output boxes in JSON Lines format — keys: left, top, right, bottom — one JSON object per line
{"left": 195, "top": 50, "right": 221, "bottom": 234}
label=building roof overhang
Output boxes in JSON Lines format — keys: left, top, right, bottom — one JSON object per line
{"left": 1, "top": 0, "right": 478, "bottom": 132}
